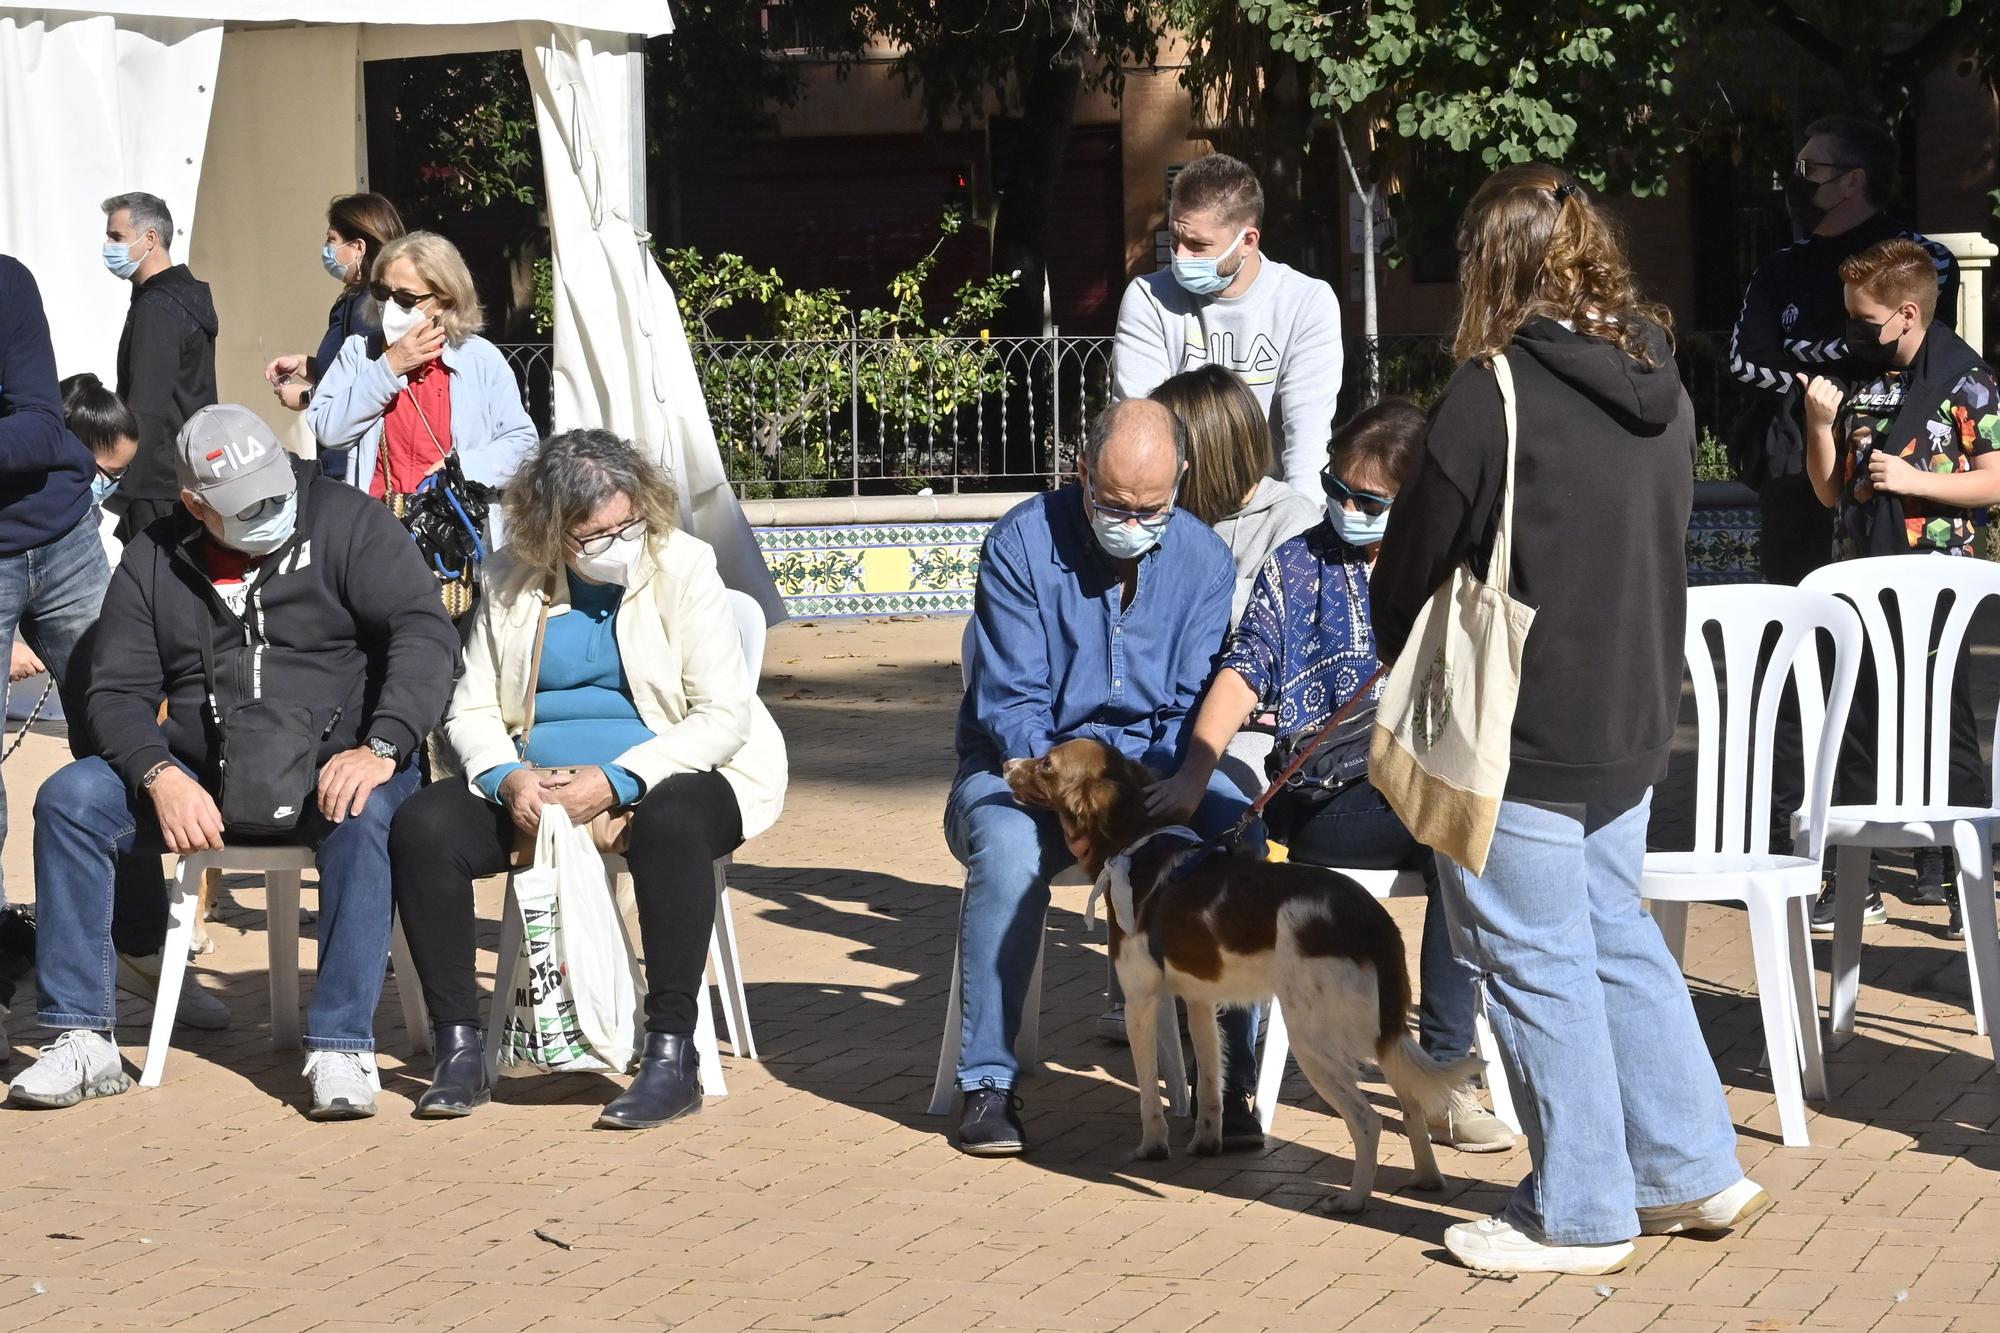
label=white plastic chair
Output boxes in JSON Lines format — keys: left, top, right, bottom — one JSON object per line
{"left": 1797, "top": 556, "right": 2000, "bottom": 1065}
{"left": 141, "top": 845, "right": 428, "bottom": 1087}
{"left": 1641, "top": 584, "right": 1862, "bottom": 1147}
{"left": 1253, "top": 867, "right": 1517, "bottom": 1135}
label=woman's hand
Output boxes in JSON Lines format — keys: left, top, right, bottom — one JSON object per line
{"left": 275, "top": 380, "right": 311, "bottom": 412}
{"left": 265, "top": 354, "right": 306, "bottom": 387}
{"left": 499, "top": 767, "right": 549, "bottom": 836}
{"left": 547, "top": 767, "right": 617, "bottom": 825}
{"left": 8, "top": 642, "right": 43, "bottom": 683}
{"left": 385, "top": 315, "right": 447, "bottom": 378}
{"left": 1144, "top": 766, "right": 1209, "bottom": 824}
{"left": 1796, "top": 374, "right": 1844, "bottom": 431}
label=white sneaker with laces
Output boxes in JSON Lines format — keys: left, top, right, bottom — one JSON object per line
{"left": 1427, "top": 1085, "right": 1516, "bottom": 1153}
{"left": 304, "top": 1051, "right": 379, "bottom": 1121}
{"left": 1638, "top": 1178, "right": 1771, "bottom": 1236}
{"left": 1444, "top": 1214, "right": 1633, "bottom": 1275}
{"left": 7, "top": 1030, "right": 130, "bottom": 1109}
{"left": 116, "top": 952, "right": 232, "bottom": 1031}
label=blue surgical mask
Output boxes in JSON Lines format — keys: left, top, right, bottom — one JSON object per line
{"left": 1169, "top": 229, "right": 1246, "bottom": 297}
{"left": 1086, "top": 482, "right": 1174, "bottom": 561}
{"left": 90, "top": 471, "right": 121, "bottom": 505}
{"left": 102, "top": 237, "right": 148, "bottom": 281}
{"left": 219, "top": 492, "right": 298, "bottom": 557}
{"left": 322, "top": 241, "right": 352, "bottom": 282}
{"left": 1329, "top": 501, "right": 1390, "bottom": 548}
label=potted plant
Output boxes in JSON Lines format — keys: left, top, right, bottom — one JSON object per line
{"left": 1687, "top": 428, "right": 1762, "bottom": 585}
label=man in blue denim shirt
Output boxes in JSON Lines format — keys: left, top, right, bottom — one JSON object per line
{"left": 946, "top": 398, "right": 1261, "bottom": 1155}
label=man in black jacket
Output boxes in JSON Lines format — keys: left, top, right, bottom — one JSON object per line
{"left": 102, "top": 191, "right": 218, "bottom": 541}
{"left": 11, "top": 405, "right": 457, "bottom": 1120}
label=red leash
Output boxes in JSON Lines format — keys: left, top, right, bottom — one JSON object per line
{"left": 1224, "top": 662, "right": 1388, "bottom": 843}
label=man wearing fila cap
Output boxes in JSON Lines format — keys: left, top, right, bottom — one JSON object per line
{"left": 11, "top": 405, "right": 458, "bottom": 1119}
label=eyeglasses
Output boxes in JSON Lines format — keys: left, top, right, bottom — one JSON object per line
{"left": 1084, "top": 480, "right": 1176, "bottom": 524}
{"left": 1793, "top": 158, "right": 1860, "bottom": 181}
{"left": 568, "top": 518, "right": 646, "bottom": 556}
{"left": 369, "top": 282, "right": 439, "bottom": 311}
{"left": 96, "top": 464, "right": 128, "bottom": 484}
{"left": 234, "top": 496, "right": 285, "bottom": 523}
{"left": 1321, "top": 471, "right": 1394, "bottom": 517}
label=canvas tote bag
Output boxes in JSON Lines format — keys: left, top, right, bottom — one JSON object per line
{"left": 1369, "top": 353, "right": 1536, "bottom": 877}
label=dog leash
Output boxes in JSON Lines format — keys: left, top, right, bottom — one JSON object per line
{"left": 1222, "top": 662, "right": 1388, "bottom": 846}
{"left": 1, "top": 679, "right": 54, "bottom": 766}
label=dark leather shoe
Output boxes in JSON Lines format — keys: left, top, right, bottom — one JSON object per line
{"left": 596, "top": 1032, "right": 702, "bottom": 1130}
{"left": 956, "top": 1078, "right": 1025, "bottom": 1156}
{"left": 1220, "top": 1092, "right": 1266, "bottom": 1153}
{"left": 414, "top": 1023, "right": 490, "bottom": 1119}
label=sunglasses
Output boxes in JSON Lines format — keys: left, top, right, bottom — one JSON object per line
{"left": 568, "top": 517, "right": 646, "bottom": 556}
{"left": 369, "top": 282, "right": 439, "bottom": 311}
{"left": 1321, "top": 471, "right": 1394, "bottom": 517}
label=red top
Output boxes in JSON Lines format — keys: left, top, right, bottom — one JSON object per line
{"left": 371, "top": 360, "right": 454, "bottom": 499}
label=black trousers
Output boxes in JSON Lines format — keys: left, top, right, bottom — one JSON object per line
{"left": 389, "top": 770, "right": 743, "bottom": 1038}
{"left": 1762, "top": 475, "right": 1837, "bottom": 847}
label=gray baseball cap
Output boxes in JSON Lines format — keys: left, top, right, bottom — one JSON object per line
{"left": 175, "top": 405, "right": 296, "bottom": 516}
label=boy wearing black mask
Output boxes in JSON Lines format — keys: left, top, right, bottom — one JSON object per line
{"left": 1797, "top": 238, "right": 2000, "bottom": 935}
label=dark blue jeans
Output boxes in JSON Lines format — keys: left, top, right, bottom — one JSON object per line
{"left": 0, "top": 511, "right": 109, "bottom": 906}
{"left": 1275, "top": 780, "right": 1478, "bottom": 1063}
{"left": 34, "top": 757, "right": 419, "bottom": 1052}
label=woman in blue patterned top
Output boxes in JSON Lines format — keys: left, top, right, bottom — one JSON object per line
{"left": 1145, "top": 400, "right": 1510, "bottom": 1153}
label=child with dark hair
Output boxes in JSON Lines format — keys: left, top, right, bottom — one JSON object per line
{"left": 59, "top": 374, "right": 139, "bottom": 514}
{"left": 1147, "top": 396, "right": 1511, "bottom": 1153}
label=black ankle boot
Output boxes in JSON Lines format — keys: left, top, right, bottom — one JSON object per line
{"left": 596, "top": 1032, "right": 702, "bottom": 1130}
{"left": 414, "top": 1023, "right": 490, "bottom": 1118}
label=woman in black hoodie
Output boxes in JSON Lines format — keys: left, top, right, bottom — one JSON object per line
{"left": 1373, "top": 165, "right": 1762, "bottom": 1276}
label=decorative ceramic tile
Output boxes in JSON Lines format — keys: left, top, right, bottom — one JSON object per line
{"left": 1687, "top": 503, "right": 1762, "bottom": 586}
{"left": 757, "top": 522, "right": 989, "bottom": 619}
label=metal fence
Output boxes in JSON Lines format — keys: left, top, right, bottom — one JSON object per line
{"left": 497, "top": 329, "right": 1746, "bottom": 500}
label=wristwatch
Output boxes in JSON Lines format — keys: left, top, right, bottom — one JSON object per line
{"left": 365, "top": 737, "right": 400, "bottom": 764}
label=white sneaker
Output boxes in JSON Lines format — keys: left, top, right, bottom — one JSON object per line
{"left": 116, "top": 952, "right": 232, "bottom": 1031}
{"left": 1444, "top": 1214, "right": 1634, "bottom": 1275}
{"left": 304, "top": 1051, "right": 379, "bottom": 1121}
{"left": 1638, "top": 1178, "right": 1771, "bottom": 1236}
{"left": 7, "top": 1030, "right": 130, "bottom": 1109}
{"left": 1427, "top": 1085, "right": 1516, "bottom": 1153}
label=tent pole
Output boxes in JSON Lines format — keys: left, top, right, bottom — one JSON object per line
{"left": 626, "top": 33, "right": 648, "bottom": 232}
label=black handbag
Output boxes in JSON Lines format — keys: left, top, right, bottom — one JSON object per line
{"left": 1267, "top": 698, "right": 1378, "bottom": 798}
{"left": 197, "top": 623, "right": 320, "bottom": 837}
{"left": 384, "top": 396, "right": 493, "bottom": 622}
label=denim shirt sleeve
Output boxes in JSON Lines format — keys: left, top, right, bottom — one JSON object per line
{"left": 968, "top": 524, "right": 1056, "bottom": 764}
{"left": 1158, "top": 554, "right": 1235, "bottom": 763}
{"left": 1220, "top": 556, "right": 1286, "bottom": 708}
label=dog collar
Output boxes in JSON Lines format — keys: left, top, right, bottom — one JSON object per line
{"left": 1085, "top": 826, "right": 1203, "bottom": 936}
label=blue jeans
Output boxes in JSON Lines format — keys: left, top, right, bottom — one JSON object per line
{"left": 1277, "top": 781, "right": 1477, "bottom": 1063}
{"left": 34, "top": 756, "right": 420, "bottom": 1052}
{"left": 1435, "top": 792, "right": 1743, "bottom": 1244}
{"left": 0, "top": 511, "right": 109, "bottom": 905}
{"left": 944, "top": 765, "right": 1259, "bottom": 1094}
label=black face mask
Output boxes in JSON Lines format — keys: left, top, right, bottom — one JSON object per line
{"left": 1844, "top": 316, "right": 1900, "bottom": 369}
{"left": 1784, "top": 174, "right": 1832, "bottom": 232}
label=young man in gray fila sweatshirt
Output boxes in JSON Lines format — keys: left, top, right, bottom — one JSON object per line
{"left": 1113, "top": 153, "right": 1344, "bottom": 498}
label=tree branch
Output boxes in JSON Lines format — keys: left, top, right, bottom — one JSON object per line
{"left": 1754, "top": 0, "right": 1847, "bottom": 73}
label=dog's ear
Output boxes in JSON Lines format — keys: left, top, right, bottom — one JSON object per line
{"left": 1068, "top": 774, "right": 1125, "bottom": 856}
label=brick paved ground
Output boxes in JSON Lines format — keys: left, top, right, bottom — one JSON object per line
{"left": 0, "top": 613, "right": 1995, "bottom": 1331}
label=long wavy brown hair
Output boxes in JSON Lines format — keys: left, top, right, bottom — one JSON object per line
{"left": 1452, "top": 164, "right": 1673, "bottom": 368}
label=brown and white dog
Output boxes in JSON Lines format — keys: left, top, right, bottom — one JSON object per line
{"left": 1005, "top": 737, "right": 1480, "bottom": 1212}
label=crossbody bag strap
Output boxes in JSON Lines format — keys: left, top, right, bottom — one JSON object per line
{"left": 515, "top": 577, "right": 555, "bottom": 757}
{"left": 1488, "top": 352, "right": 1521, "bottom": 597}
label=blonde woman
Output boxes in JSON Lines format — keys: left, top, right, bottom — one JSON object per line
{"left": 1371, "top": 165, "right": 1762, "bottom": 1275}
{"left": 305, "top": 230, "right": 535, "bottom": 506}
{"left": 389, "top": 429, "right": 786, "bottom": 1130}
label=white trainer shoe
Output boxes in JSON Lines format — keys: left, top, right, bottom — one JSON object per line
{"left": 304, "top": 1051, "right": 379, "bottom": 1121}
{"left": 1444, "top": 1214, "right": 1634, "bottom": 1276}
{"left": 7, "top": 1030, "right": 130, "bottom": 1109}
{"left": 1428, "top": 1085, "right": 1516, "bottom": 1153}
{"left": 1638, "top": 1178, "right": 1771, "bottom": 1236}
{"left": 116, "top": 952, "right": 232, "bottom": 1031}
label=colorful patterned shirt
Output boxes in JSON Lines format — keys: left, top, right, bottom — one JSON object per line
{"left": 1836, "top": 363, "right": 2000, "bottom": 558}
{"left": 1220, "top": 520, "right": 1380, "bottom": 741}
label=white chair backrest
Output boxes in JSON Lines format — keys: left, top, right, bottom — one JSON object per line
{"left": 1800, "top": 555, "right": 2000, "bottom": 808}
{"left": 727, "top": 589, "right": 767, "bottom": 677}
{"left": 1682, "top": 585, "right": 1861, "bottom": 858}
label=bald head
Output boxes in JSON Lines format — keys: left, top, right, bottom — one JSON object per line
{"left": 1081, "top": 399, "right": 1186, "bottom": 514}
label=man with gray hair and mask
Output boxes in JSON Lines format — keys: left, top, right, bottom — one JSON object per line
{"left": 944, "top": 397, "right": 1263, "bottom": 1157}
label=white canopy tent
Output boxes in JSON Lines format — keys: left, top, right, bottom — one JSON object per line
{"left": 0, "top": 2, "right": 782, "bottom": 619}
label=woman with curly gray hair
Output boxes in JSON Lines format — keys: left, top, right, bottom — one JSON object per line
{"left": 389, "top": 428, "right": 787, "bottom": 1129}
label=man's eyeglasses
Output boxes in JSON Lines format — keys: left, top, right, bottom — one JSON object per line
{"left": 1321, "top": 471, "right": 1394, "bottom": 517}
{"left": 234, "top": 496, "right": 286, "bottom": 523}
{"left": 1793, "top": 158, "right": 1859, "bottom": 181}
{"left": 568, "top": 518, "right": 646, "bottom": 556}
{"left": 96, "top": 464, "right": 127, "bottom": 484}
{"left": 369, "top": 283, "right": 439, "bottom": 311}
{"left": 1085, "top": 481, "right": 1176, "bottom": 524}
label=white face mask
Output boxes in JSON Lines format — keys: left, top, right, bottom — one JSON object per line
{"left": 380, "top": 301, "right": 429, "bottom": 346}
{"left": 570, "top": 529, "right": 646, "bottom": 586}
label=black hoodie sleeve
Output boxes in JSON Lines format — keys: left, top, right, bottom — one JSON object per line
{"left": 337, "top": 496, "right": 460, "bottom": 760}
{"left": 0, "top": 259, "right": 84, "bottom": 473}
{"left": 1370, "top": 364, "right": 1499, "bottom": 662}
{"left": 86, "top": 549, "right": 180, "bottom": 791}
{"left": 122, "top": 294, "right": 188, "bottom": 462}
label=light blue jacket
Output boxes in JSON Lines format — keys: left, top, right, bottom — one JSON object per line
{"left": 305, "top": 332, "right": 537, "bottom": 496}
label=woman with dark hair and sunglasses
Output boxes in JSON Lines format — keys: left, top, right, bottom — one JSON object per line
{"left": 1143, "top": 397, "right": 1510, "bottom": 1154}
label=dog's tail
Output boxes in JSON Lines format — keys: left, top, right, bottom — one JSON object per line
{"left": 1376, "top": 1033, "right": 1483, "bottom": 1119}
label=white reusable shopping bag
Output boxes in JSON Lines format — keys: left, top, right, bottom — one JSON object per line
{"left": 500, "top": 806, "right": 642, "bottom": 1074}
{"left": 1369, "top": 353, "right": 1537, "bottom": 877}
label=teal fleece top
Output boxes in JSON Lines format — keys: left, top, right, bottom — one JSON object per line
{"left": 474, "top": 571, "right": 656, "bottom": 805}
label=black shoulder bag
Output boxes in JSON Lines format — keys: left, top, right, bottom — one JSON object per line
{"left": 197, "top": 620, "right": 321, "bottom": 837}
